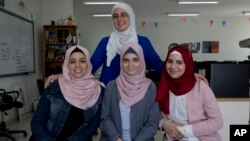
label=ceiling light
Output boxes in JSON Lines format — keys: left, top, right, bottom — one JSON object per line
{"left": 178, "top": 0, "right": 219, "bottom": 4}
{"left": 92, "top": 14, "right": 112, "bottom": 17}
{"left": 242, "top": 11, "right": 250, "bottom": 16}
{"left": 167, "top": 12, "right": 200, "bottom": 17}
{"left": 84, "top": 1, "right": 120, "bottom": 5}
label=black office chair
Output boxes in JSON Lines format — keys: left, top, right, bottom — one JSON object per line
{"left": 36, "top": 79, "right": 44, "bottom": 95}
{"left": 0, "top": 89, "right": 27, "bottom": 141}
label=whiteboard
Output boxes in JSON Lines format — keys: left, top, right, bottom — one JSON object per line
{"left": 0, "top": 7, "right": 35, "bottom": 77}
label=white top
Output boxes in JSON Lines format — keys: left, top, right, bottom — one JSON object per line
{"left": 169, "top": 91, "right": 189, "bottom": 124}
{"left": 162, "top": 91, "right": 199, "bottom": 141}
{"left": 119, "top": 100, "right": 131, "bottom": 141}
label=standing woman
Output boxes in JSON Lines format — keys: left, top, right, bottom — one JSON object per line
{"left": 30, "top": 46, "right": 104, "bottom": 141}
{"left": 156, "top": 44, "right": 223, "bottom": 141}
{"left": 90, "top": 2, "right": 163, "bottom": 85}
{"left": 100, "top": 42, "right": 160, "bottom": 141}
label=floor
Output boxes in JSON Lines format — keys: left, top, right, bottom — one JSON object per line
{"left": 1, "top": 114, "right": 32, "bottom": 141}
{"left": 0, "top": 114, "right": 163, "bottom": 141}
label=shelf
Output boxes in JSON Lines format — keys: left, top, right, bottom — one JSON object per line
{"left": 45, "top": 60, "right": 63, "bottom": 62}
{"left": 45, "top": 43, "right": 76, "bottom": 46}
{"left": 43, "top": 25, "right": 77, "bottom": 77}
{"left": 44, "top": 25, "right": 77, "bottom": 28}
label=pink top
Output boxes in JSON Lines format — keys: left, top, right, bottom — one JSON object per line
{"left": 161, "top": 80, "right": 223, "bottom": 141}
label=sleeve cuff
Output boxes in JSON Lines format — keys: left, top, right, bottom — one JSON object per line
{"left": 177, "top": 125, "right": 196, "bottom": 138}
{"left": 159, "top": 119, "right": 166, "bottom": 134}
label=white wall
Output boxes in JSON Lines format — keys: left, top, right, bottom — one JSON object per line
{"left": 73, "top": 17, "right": 113, "bottom": 54}
{"left": 75, "top": 16, "right": 250, "bottom": 62}
{"left": 42, "top": 0, "right": 73, "bottom": 25}
{"left": 137, "top": 17, "right": 250, "bottom": 61}
{"left": 0, "top": 0, "right": 43, "bottom": 121}
{"left": 218, "top": 101, "right": 250, "bottom": 141}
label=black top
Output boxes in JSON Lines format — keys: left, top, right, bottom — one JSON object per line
{"left": 56, "top": 106, "right": 84, "bottom": 141}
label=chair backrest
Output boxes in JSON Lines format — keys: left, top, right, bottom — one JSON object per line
{"left": 36, "top": 79, "right": 44, "bottom": 95}
{"left": 0, "top": 90, "right": 23, "bottom": 112}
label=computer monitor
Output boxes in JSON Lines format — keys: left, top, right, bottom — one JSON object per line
{"left": 210, "top": 63, "right": 250, "bottom": 98}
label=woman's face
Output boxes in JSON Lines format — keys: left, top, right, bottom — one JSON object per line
{"left": 122, "top": 53, "right": 140, "bottom": 76}
{"left": 166, "top": 53, "right": 185, "bottom": 79}
{"left": 112, "top": 8, "right": 130, "bottom": 32}
{"left": 68, "top": 52, "right": 88, "bottom": 79}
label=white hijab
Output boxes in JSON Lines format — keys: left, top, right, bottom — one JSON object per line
{"left": 106, "top": 2, "right": 138, "bottom": 67}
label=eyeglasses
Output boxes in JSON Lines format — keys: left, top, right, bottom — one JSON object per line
{"left": 112, "top": 12, "right": 129, "bottom": 20}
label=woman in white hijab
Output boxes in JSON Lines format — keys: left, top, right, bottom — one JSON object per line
{"left": 90, "top": 2, "right": 163, "bottom": 85}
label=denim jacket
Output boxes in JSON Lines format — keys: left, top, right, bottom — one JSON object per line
{"left": 31, "top": 80, "right": 103, "bottom": 141}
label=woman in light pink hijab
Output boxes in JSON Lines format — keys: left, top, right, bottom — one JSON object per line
{"left": 31, "top": 45, "right": 104, "bottom": 141}
{"left": 100, "top": 42, "right": 160, "bottom": 141}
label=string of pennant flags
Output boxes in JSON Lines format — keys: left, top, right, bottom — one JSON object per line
{"left": 139, "top": 17, "right": 250, "bottom": 28}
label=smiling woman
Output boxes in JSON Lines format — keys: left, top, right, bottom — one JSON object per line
{"left": 100, "top": 42, "right": 160, "bottom": 141}
{"left": 30, "top": 45, "right": 104, "bottom": 141}
{"left": 90, "top": 2, "right": 163, "bottom": 85}
{"left": 156, "top": 44, "right": 223, "bottom": 141}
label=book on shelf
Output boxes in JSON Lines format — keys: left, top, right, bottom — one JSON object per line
{"left": 47, "top": 48, "right": 55, "bottom": 60}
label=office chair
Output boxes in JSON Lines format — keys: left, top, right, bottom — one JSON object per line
{"left": 36, "top": 79, "right": 44, "bottom": 95}
{"left": 0, "top": 89, "right": 27, "bottom": 141}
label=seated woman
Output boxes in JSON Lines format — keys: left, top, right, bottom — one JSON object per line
{"left": 100, "top": 42, "right": 160, "bottom": 141}
{"left": 156, "top": 44, "right": 223, "bottom": 141}
{"left": 30, "top": 45, "right": 104, "bottom": 141}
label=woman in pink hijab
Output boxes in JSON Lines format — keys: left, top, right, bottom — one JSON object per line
{"left": 100, "top": 42, "right": 160, "bottom": 141}
{"left": 31, "top": 46, "right": 104, "bottom": 141}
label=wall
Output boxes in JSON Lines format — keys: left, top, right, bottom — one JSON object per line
{"left": 0, "top": 0, "right": 43, "bottom": 122}
{"left": 218, "top": 101, "right": 250, "bottom": 141}
{"left": 42, "top": 0, "right": 74, "bottom": 25}
{"left": 74, "top": 7, "right": 250, "bottom": 141}
{"left": 137, "top": 17, "right": 250, "bottom": 61}
{"left": 75, "top": 16, "right": 250, "bottom": 61}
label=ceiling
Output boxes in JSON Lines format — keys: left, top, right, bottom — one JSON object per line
{"left": 75, "top": 0, "right": 250, "bottom": 18}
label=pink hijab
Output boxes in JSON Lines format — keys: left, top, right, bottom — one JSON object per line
{"left": 58, "top": 45, "right": 101, "bottom": 110}
{"left": 116, "top": 42, "right": 152, "bottom": 107}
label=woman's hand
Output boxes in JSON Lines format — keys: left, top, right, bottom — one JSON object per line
{"left": 44, "top": 74, "right": 62, "bottom": 88}
{"left": 162, "top": 120, "right": 184, "bottom": 140}
{"left": 194, "top": 73, "right": 208, "bottom": 84}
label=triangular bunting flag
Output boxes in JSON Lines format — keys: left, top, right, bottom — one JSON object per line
{"left": 210, "top": 20, "right": 214, "bottom": 26}
{"left": 154, "top": 22, "right": 159, "bottom": 28}
{"left": 181, "top": 16, "right": 187, "bottom": 22}
{"left": 222, "top": 20, "right": 226, "bottom": 27}
{"left": 141, "top": 21, "right": 146, "bottom": 28}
